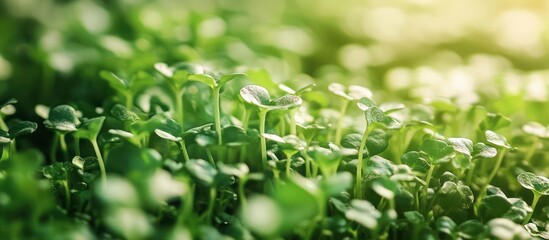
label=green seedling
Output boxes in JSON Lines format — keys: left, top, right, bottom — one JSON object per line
{"left": 517, "top": 172, "right": 549, "bottom": 224}
{"left": 239, "top": 85, "right": 302, "bottom": 167}
{"left": 44, "top": 105, "right": 81, "bottom": 162}
{"left": 188, "top": 71, "right": 245, "bottom": 144}
{"left": 74, "top": 116, "right": 107, "bottom": 183}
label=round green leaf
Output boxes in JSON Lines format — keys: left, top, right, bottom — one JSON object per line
{"left": 448, "top": 138, "right": 473, "bottom": 156}
{"left": 154, "top": 118, "right": 182, "bottom": 142}
{"left": 372, "top": 177, "right": 399, "bottom": 200}
{"left": 240, "top": 85, "right": 271, "bottom": 107}
{"left": 457, "top": 220, "right": 484, "bottom": 240}
{"left": 341, "top": 133, "right": 362, "bottom": 150}
{"left": 218, "top": 73, "right": 246, "bottom": 87}
{"left": 365, "top": 107, "right": 400, "bottom": 129}
{"left": 44, "top": 105, "right": 81, "bottom": 132}
{"left": 7, "top": 119, "right": 37, "bottom": 138}
{"left": 100, "top": 71, "right": 128, "bottom": 92}
{"left": 329, "top": 83, "right": 372, "bottom": 101}
{"left": 366, "top": 128, "right": 389, "bottom": 156}
{"left": 186, "top": 159, "right": 218, "bottom": 187}
{"left": 188, "top": 73, "right": 217, "bottom": 89}
{"left": 404, "top": 211, "right": 424, "bottom": 225}
{"left": 345, "top": 199, "right": 381, "bottom": 229}
{"left": 485, "top": 130, "right": 511, "bottom": 149}
{"left": 487, "top": 218, "right": 530, "bottom": 240}
{"left": 522, "top": 122, "right": 548, "bottom": 138}
{"left": 270, "top": 95, "right": 302, "bottom": 110}
{"left": 436, "top": 216, "right": 457, "bottom": 236}
{"left": 218, "top": 163, "right": 249, "bottom": 179}
{"left": 517, "top": 172, "right": 549, "bottom": 195}
{"left": 421, "top": 139, "right": 455, "bottom": 164}
{"left": 473, "top": 142, "right": 497, "bottom": 159}
{"left": 222, "top": 125, "right": 250, "bottom": 146}
{"left": 401, "top": 151, "right": 430, "bottom": 173}
{"left": 111, "top": 104, "right": 140, "bottom": 122}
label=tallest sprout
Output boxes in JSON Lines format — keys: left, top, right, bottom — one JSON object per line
{"left": 239, "top": 85, "right": 302, "bottom": 167}
{"left": 187, "top": 71, "right": 245, "bottom": 145}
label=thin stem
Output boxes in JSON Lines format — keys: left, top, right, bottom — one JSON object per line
{"left": 466, "top": 161, "right": 476, "bottom": 186}
{"left": 259, "top": 109, "right": 268, "bottom": 167}
{"left": 239, "top": 178, "right": 248, "bottom": 209}
{"left": 205, "top": 187, "right": 217, "bottom": 223}
{"left": 91, "top": 139, "right": 107, "bottom": 183}
{"left": 305, "top": 154, "right": 311, "bottom": 178}
{"left": 177, "top": 141, "right": 190, "bottom": 163}
{"left": 0, "top": 116, "right": 8, "bottom": 131}
{"left": 523, "top": 192, "right": 541, "bottom": 224}
{"left": 9, "top": 140, "right": 16, "bottom": 160}
{"left": 422, "top": 164, "right": 436, "bottom": 214}
{"left": 206, "top": 148, "right": 215, "bottom": 166}
{"left": 73, "top": 137, "right": 80, "bottom": 156}
{"left": 124, "top": 91, "right": 133, "bottom": 110}
{"left": 213, "top": 87, "right": 222, "bottom": 145}
{"left": 285, "top": 154, "right": 293, "bottom": 176}
{"left": 355, "top": 127, "right": 369, "bottom": 199}
{"left": 279, "top": 115, "right": 286, "bottom": 135}
{"left": 334, "top": 100, "right": 350, "bottom": 145}
{"left": 59, "top": 133, "right": 69, "bottom": 162}
{"left": 62, "top": 180, "right": 71, "bottom": 210}
{"left": 478, "top": 148, "right": 507, "bottom": 201}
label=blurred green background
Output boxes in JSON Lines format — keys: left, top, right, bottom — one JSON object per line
{"left": 2, "top": 0, "right": 549, "bottom": 122}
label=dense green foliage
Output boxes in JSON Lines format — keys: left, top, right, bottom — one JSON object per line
{"left": 2, "top": 0, "right": 549, "bottom": 239}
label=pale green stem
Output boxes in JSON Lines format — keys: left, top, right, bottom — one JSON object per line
{"left": 305, "top": 154, "right": 312, "bottom": 178}
{"left": 124, "top": 91, "right": 133, "bottom": 110}
{"left": 59, "top": 133, "right": 69, "bottom": 162}
{"left": 259, "top": 109, "right": 269, "bottom": 167}
{"left": 177, "top": 141, "right": 190, "bottom": 163}
{"left": 422, "top": 164, "right": 436, "bottom": 214}
{"left": 73, "top": 137, "right": 80, "bottom": 156}
{"left": 285, "top": 154, "right": 294, "bottom": 176}
{"left": 62, "top": 180, "right": 71, "bottom": 210}
{"left": 478, "top": 148, "right": 507, "bottom": 202}
{"left": 334, "top": 100, "right": 350, "bottom": 145}
{"left": 355, "top": 127, "right": 369, "bottom": 199}
{"left": 206, "top": 148, "right": 215, "bottom": 167}
{"left": 239, "top": 178, "right": 248, "bottom": 209}
{"left": 466, "top": 161, "right": 476, "bottom": 186}
{"left": 0, "top": 116, "right": 8, "bottom": 131}
{"left": 523, "top": 192, "right": 541, "bottom": 224}
{"left": 9, "top": 140, "right": 16, "bottom": 160}
{"left": 91, "top": 139, "right": 107, "bottom": 183}
{"left": 205, "top": 188, "right": 217, "bottom": 222}
{"left": 213, "top": 87, "right": 222, "bottom": 145}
